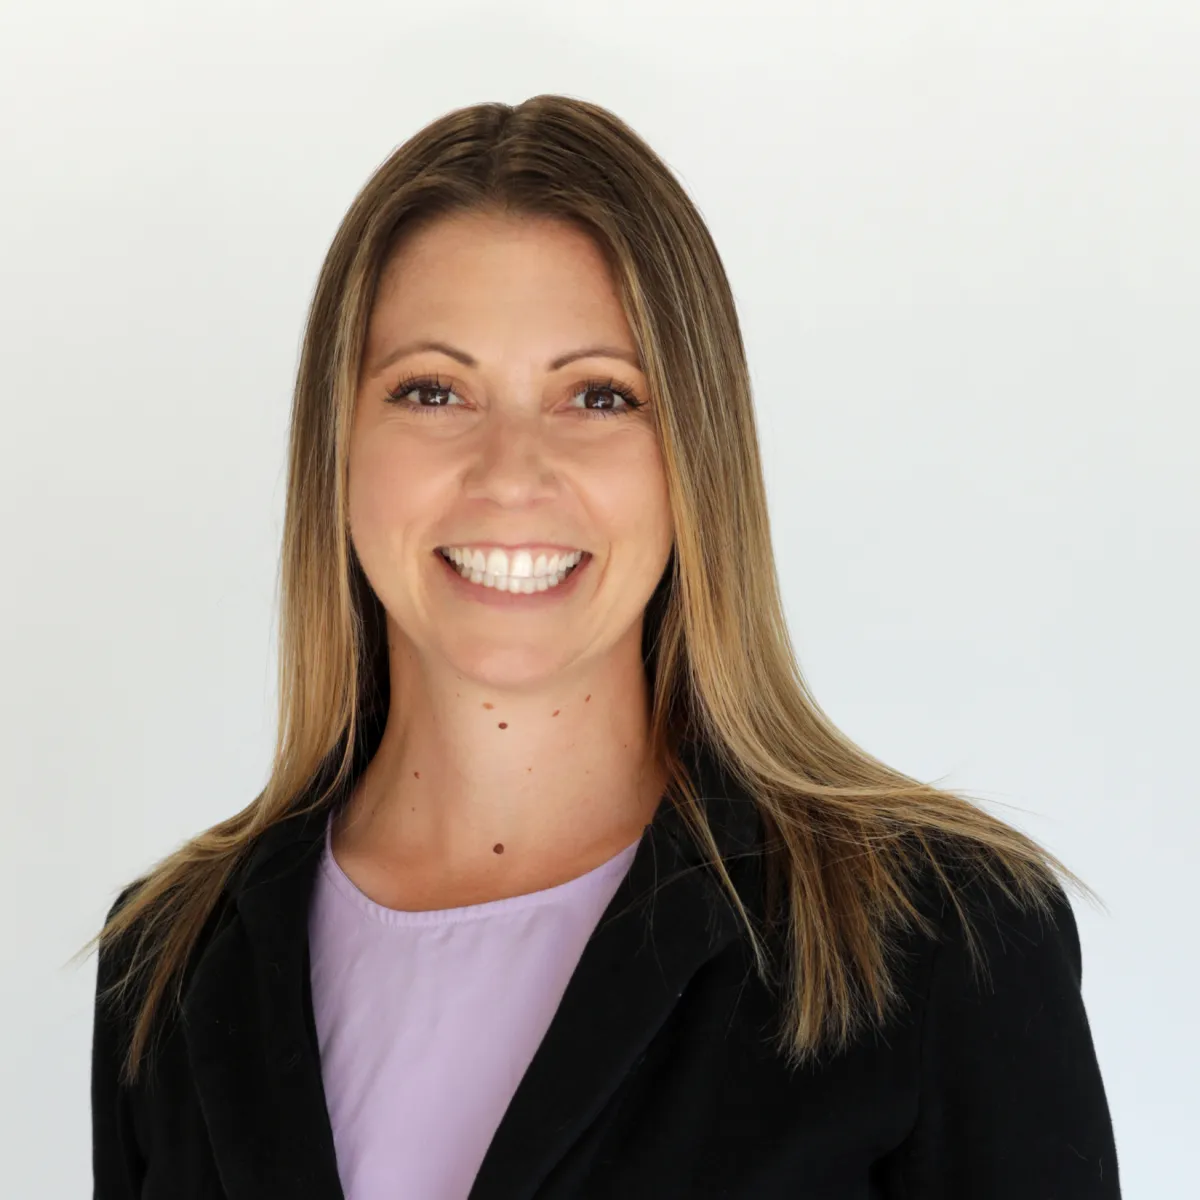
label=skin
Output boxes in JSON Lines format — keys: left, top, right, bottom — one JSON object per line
{"left": 332, "top": 209, "right": 675, "bottom": 910}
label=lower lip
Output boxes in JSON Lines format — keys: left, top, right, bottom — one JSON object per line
{"left": 434, "top": 549, "right": 593, "bottom": 607}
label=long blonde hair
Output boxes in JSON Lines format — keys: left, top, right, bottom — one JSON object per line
{"left": 79, "top": 94, "right": 1098, "bottom": 1087}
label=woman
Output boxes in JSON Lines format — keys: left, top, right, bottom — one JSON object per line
{"left": 88, "top": 95, "right": 1121, "bottom": 1199}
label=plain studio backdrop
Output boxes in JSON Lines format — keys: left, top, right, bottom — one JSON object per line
{"left": 1, "top": 1, "right": 1195, "bottom": 1195}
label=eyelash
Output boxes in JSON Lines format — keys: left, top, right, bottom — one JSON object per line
{"left": 382, "top": 372, "right": 646, "bottom": 420}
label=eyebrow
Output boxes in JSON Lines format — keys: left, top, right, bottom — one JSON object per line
{"left": 365, "top": 339, "right": 644, "bottom": 379}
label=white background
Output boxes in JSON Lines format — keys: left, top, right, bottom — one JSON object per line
{"left": 2, "top": 1, "right": 1195, "bottom": 1195}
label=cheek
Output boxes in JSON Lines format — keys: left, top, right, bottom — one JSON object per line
{"left": 347, "top": 432, "right": 439, "bottom": 564}
{"left": 591, "top": 433, "right": 673, "bottom": 549}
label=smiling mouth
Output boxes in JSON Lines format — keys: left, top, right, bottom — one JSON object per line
{"left": 436, "top": 547, "right": 589, "bottom": 593}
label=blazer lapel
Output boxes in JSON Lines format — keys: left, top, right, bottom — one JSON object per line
{"left": 181, "top": 795, "right": 346, "bottom": 1200}
{"left": 180, "top": 740, "right": 764, "bottom": 1200}
{"left": 466, "top": 740, "right": 765, "bottom": 1200}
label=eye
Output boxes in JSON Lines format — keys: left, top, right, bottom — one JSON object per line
{"left": 382, "top": 372, "right": 647, "bottom": 420}
{"left": 569, "top": 377, "right": 646, "bottom": 420}
{"left": 383, "top": 373, "right": 464, "bottom": 416}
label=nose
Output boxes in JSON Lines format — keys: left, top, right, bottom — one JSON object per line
{"left": 462, "top": 403, "right": 559, "bottom": 505}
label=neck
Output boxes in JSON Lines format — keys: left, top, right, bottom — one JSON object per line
{"left": 336, "top": 618, "right": 668, "bottom": 879}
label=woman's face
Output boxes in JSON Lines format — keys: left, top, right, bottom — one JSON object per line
{"left": 348, "top": 209, "right": 674, "bottom": 686}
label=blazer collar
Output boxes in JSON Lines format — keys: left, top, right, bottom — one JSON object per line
{"left": 180, "top": 739, "right": 766, "bottom": 1200}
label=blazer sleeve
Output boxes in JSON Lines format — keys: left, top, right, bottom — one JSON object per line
{"left": 887, "top": 874, "right": 1122, "bottom": 1198}
{"left": 91, "top": 885, "right": 147, "bottom": 1200}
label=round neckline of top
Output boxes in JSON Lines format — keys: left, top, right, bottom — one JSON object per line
{"left": 318, "top": 807, "right": 645, "bottom": 926}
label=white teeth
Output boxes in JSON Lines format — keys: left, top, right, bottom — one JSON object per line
{"left": 439, "top": 547, "right": 585, "bottom": 593}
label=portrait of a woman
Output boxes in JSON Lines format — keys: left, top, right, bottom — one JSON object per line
{"left": 89, "top": 95, "right": 1121, "bottom": 1198}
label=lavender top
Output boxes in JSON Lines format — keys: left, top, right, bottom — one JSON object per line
{"left": 307, "top": 808, "right": 643, "bottom": 1200}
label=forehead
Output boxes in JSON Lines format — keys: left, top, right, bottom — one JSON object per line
{"left": 385, "top": 208, "right": 612, "bottom": 278}
{"left": 369, "top": 211, "right": 630, "bottom": 341}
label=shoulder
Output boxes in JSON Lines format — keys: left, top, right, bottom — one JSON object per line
{"left": 94, "top": 878, "right": 161, "bottom": 1062}
{"left": 95, "top": 872, "right": 238, "bottom": 1032}
{"left": 103, "top": 878, "right": 147, "bottom": 925}
{"left": 909, "top": 848, "right": 1083, "bottom": 1002}
{"left": 96, "top": 879, "right": 150, "bottom": 986}
{"left": 864, "top": 842, "right": 1122, "bottom": 1194}
{"left": 877, "top": 846, "right": 1120, "bottom": 1195}
{"left": 887, "top": 841, "right": 1088, "bottom": 1053}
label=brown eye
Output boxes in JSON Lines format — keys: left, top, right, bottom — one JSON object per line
{"left": 384, "top": 374, "right": 463, "bottom": 415}
{"left": 402, "top": 385, "right": 450, "bottom": 406}
{"left": 584, "top": 386, "right": 619, "bottom": 411}
{"left": 571, "top": 378, "right": 645, "bottom": 420}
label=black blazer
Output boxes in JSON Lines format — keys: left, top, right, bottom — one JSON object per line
{"left": 92, "top": 744, "right": 1122, "bottom": 1198}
